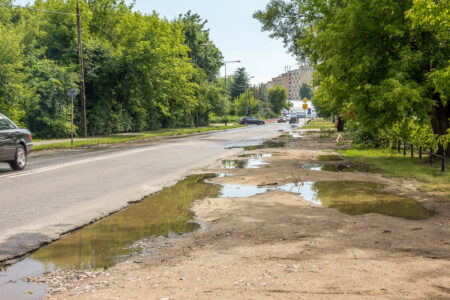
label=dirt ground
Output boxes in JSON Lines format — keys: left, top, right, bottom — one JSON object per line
{"left": 37, "top": 131, "right": 450, "bottom": 299}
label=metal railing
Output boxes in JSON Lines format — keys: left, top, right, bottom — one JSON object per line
{"left": 396, "top": 141, "right": 447, "bottom": 172}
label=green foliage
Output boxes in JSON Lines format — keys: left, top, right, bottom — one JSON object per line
{"left": 230, "top": 67, "right": 250, "bottom": 101}
{"left": 0, "top": 0, "right": 228, "bottom": 138}
{"left": 255, "top": 0, "right": 449, "bottom": 146}
{"left": 267, "top": 85, "right": 289, "bottom": 115}
{"left": 178, "top": 11, "right": 223, "bottom": 82}
{"left": 234, "top": 90, "right": 262, "bottom": 116}
{"left": 299, "top": 83, "right": 313, "bottom": 100}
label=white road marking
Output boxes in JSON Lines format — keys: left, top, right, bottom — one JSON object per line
{"left": 0, "top": 144, "right": 175, "bottom": 180}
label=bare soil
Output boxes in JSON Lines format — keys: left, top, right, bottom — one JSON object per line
{"left": 38, "top": 132, "right": 450, "bottom": 299}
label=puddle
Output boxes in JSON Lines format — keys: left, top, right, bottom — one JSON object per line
{"left": 276, "top": 181, "right": 432, "bottom": 220}
{"left": 223, "top": 154, "right": 271, "bottom": 169}
{"left": 1, "top": 176, "right": 431, "bottom": 297}
{"left": 31, "top": 174, "right": 221, "bottom": 271}
{"left": 243, "top": 141, "right": 287, "bottom": 150}
{"left": 300, "top": 164, "right": 368, "bottom": 172}
{"left": 214, "top": 181, "right": 431, "bottom": 220}
{"left": 0, "top": 174, "right": 224, "bottom": 298}
{"left": 316, "top": 155, "right": 343, "bottom": 161}
{"left": 227, "top": 141, "right": 287, "bottom": 150}
{"left": 0, "top": 259, "right": 47, "bottom": 300}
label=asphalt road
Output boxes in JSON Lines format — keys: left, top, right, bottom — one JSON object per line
{"left": 0, "top": 122, "right": 301, "bottom": 263}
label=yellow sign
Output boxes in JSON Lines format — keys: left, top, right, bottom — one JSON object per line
{"left": 303, "top": 98, "right": 308, "bottom": 103}
{"left": 303, "top": 104, "right": 308, "bottom": 110}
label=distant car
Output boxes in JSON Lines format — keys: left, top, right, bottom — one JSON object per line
{"left": 289, "top": 116, "right": 298, "bottom": 124}
{"left": 239, "top": 117, "right": 265, "bottom": 125}
{"left": 278, "top": 116, "right": 287, "bottom": 123}
{"left": 0, "top": 113, "right": 33, "bottom": 170}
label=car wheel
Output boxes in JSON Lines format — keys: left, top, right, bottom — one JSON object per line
{"left": 9, "top": 145, "right": 27, "bottom": 171}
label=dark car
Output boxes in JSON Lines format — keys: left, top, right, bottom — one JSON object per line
{"left": 278, "top": 116, "right": 287, "bottom": 123}
{"left": 289, "top": 116, "right": 298, "bottom": 124}
{"left": 239, "top": 117, "right": 265, "bottom": 125}
{"left": 0, "top": 113, "right": 33, "bottom": 170}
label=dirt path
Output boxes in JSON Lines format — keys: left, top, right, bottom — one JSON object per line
{"left": 36, "top": 131, "right": 450, "bottom": 299}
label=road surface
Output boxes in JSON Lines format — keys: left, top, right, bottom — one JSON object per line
{"left": 0, "top": 122, "right": 301, "bottom": 263}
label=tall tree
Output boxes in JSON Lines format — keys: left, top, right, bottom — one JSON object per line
{"left": 231, "top": 67, "right": 250, "bottom": 101}
{"left": 178, "top": 11, "right": 224, "bottom": 82}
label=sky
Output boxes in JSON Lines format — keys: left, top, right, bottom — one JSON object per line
{"left": 15, "top": 0, "right": 300, "bottom": 84}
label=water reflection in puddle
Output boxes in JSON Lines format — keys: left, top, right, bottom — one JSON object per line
{"left": 31, "top": 174, "right": 221, "bottom": 271}
{"left": 0, "top": 259, "right": 47, "bottom": 300}
{"left": 222, "top": 154, "right": 272, "bottom": 169}
{"left": 227, "top": 141, "right": 287, "bottom": 150}
{"left": 300, "top": 164, "right": 368, "bottom": 172}
{"left": 219, "top": 182, "right": 431, "bottom": 220}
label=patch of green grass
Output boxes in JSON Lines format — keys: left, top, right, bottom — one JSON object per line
{"left": 340, "top": 148, "right": 450, "bottom": 200}
{"left": 302, "top": 118, "right": 335, "bottom": 129}
{"left": 34, "top": 125, "right": 242, "bottom": 151}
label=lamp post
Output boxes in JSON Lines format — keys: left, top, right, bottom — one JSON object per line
{"left": 223, "top": 60, "right": 241, "bottom": 88}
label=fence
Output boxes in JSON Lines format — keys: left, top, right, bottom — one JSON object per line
{"left": 396, "top": 141, "right": 446, "bottom": 172}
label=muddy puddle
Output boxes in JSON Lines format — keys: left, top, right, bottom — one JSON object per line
{"left": 222, "top": 154, "right": 272, "bottom": 169}
{"left": 1, "top": 176, "right": 431, "bottom": 298}
{"left": 219, "top": 181, "right": 431, "bottom": 220}
{"left": 0, "top": 174, "right": 221, "bottom": 298}
{"left": 300, "top": 164, "right": 368, "bottom": 172}
{"left": 227, "top": 140, "right": 287, "bottom": 150}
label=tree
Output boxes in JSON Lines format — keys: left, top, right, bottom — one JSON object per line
{"left": 267, "top": 86, "right": 290, "bottom": 115}
{"left": 255, "top": 0, "right": 449, "bottom": 152}
{"left": 234, "top": 90, "right": 262, "bottom": 116}
{"left": 230, "top": 67, "right": 250, "bottom": 101}
{"left": 299, "top": 83, "right": 313, "bottom": 100}
{"left": 0, "top": 0, "right": 229, "bottom": 138}
{"left": 178, "top": 11, "right": 223, "bottom": 82}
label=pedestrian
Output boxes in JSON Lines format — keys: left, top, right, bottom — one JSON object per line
{"left": 334, "top": 112, "right": 345, "bottom": 143}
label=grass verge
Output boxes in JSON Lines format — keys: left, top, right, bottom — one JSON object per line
{"left": 302, "top": 118, "right": 335, "bottom": 129}
{"left": 34, "top": 125, "right": 242, "bottom": 151}
{"left": 340, "top": 148, "right": 450, "bottom": 201}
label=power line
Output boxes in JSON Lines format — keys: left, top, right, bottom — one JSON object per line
{"left": 0, "top": 2, "right": 80, "bottom": 16}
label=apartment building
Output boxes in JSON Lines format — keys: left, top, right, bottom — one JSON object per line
{"left": 265, "top": 65, "right": 313, "bottom": 100}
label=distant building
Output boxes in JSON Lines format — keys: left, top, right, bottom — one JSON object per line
{"left": 262, "top": 65, "right": 315, "bottom": 117}
{"left": 266, "top": 65, "right": 313, "bottom": 101}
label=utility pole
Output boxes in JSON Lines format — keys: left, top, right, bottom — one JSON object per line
{"left": 76, "top": 0, "right": 87, "bottom": 137}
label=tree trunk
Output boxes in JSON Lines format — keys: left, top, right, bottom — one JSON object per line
{"left": 430, "top": 92, "right": 450, "bottom": 156}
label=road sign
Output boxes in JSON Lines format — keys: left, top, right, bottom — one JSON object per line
{"left": 303, "top": 104, "right": 308, "bottom": 110}
{"left": 308, "top": 108, "right": 312, "bottom": 115}
{"left": 67, "top": 88, "right": 78, "bottom": 98}
{"left": 303, "top": 98, "right": 308, "bottom": 103}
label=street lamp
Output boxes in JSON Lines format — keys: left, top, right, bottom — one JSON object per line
{"left": 223, "top": 60, "right": 241, "bottom": 88}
